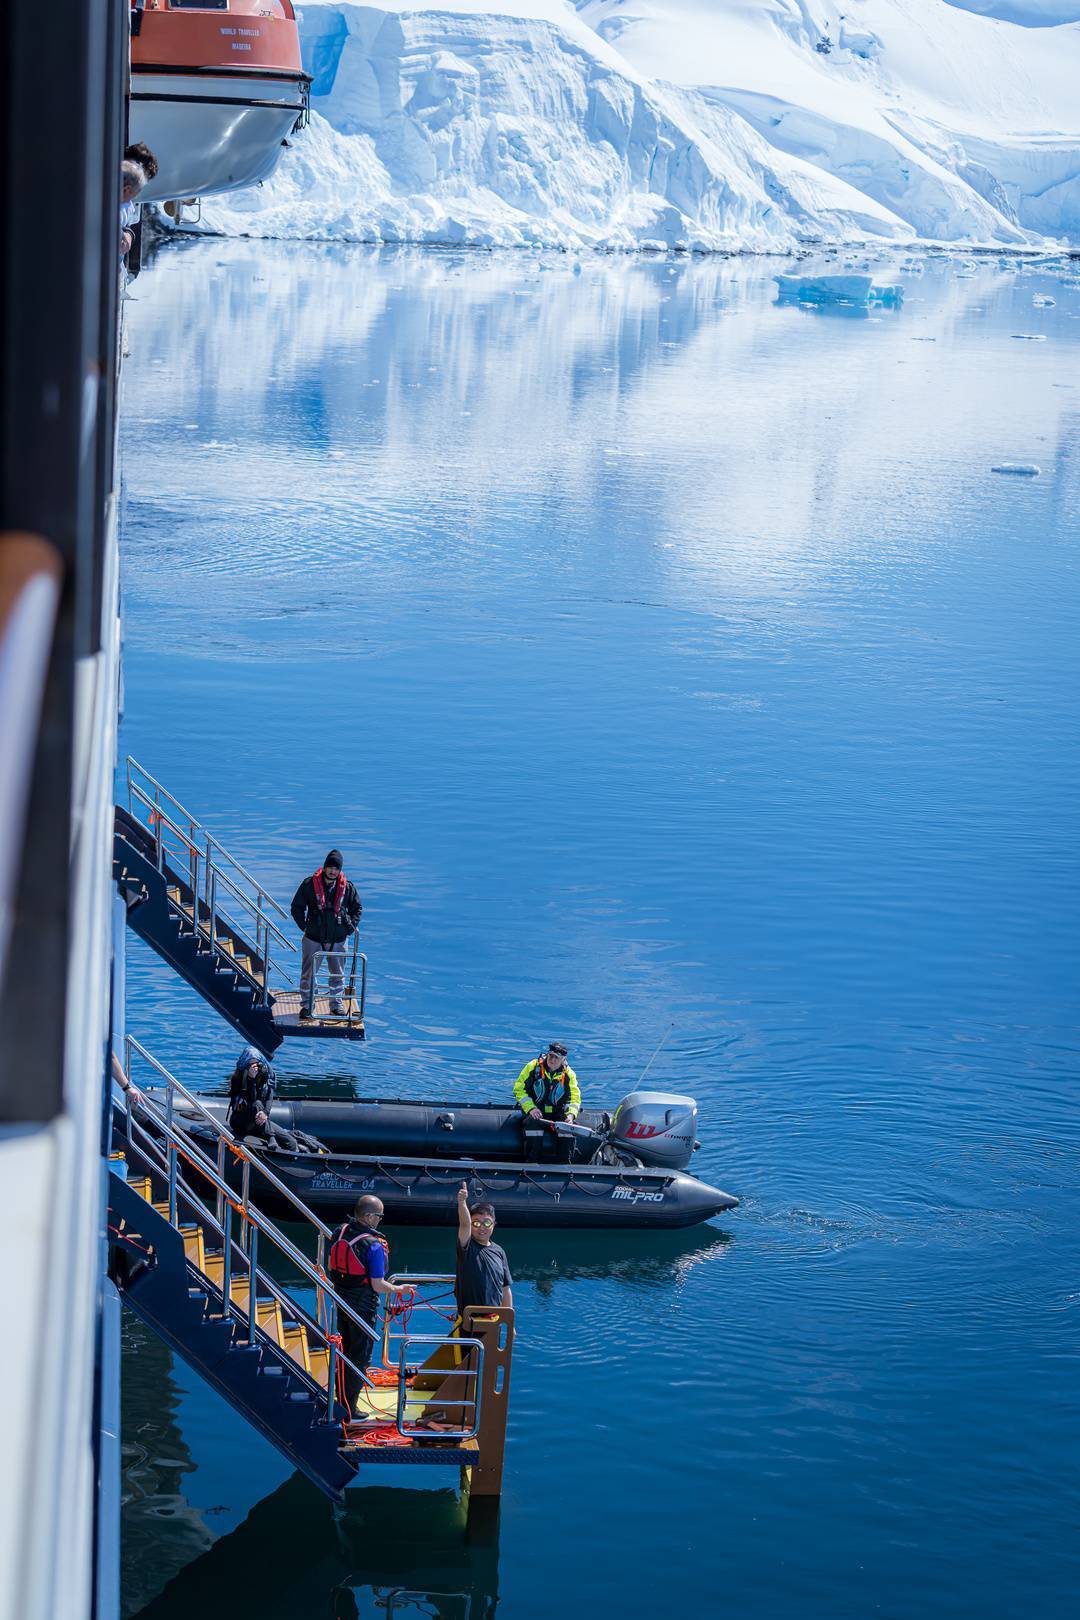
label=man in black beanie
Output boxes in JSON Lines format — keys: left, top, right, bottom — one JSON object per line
{"left": 290, "top": 849, "right": 362, "bottom": 1019}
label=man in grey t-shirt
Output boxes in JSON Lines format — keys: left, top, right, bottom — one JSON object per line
{"left": 455, "top": 1183, "right": 513, "bottom": 1316}
{"left": 417, "top": 1186, "right": 513, "bottom": 1434}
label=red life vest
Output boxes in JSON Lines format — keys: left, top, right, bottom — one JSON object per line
{"left": 328, "top": 1224, "right": 388, "bottom": 1285}
{"left": 312, "top": 868, "right": 346, "bottom": 917}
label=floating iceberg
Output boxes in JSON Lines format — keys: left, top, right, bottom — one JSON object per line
{"left": 991, "top": 462, "right": 1041, "bottom": 474}
{"left": 774, "top": 273, "right": 904, "bottom": 306}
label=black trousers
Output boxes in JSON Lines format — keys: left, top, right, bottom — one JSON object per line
{"left": 336, "top": 1286, "right": 378, "bottom": 1415}
{"left": 522, "top": 1116, "right": 574, "bottom": 1163}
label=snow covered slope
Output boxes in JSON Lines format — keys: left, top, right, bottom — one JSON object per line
{"left": 187, "top": 0, "right": 1080, "bottom": 250}
{"left": 941, "top": 2, "right": 1080, "bottom": 23}
{"left": 580, "top": 1, "right": 1080, "bottom": 241}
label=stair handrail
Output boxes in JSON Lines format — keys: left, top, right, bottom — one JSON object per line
{"left": 126, "top": 1035, "right": 334, "bottom": 1235}
{"left": 122, "top": 1049, "right": 378, "bottom": 1401}
{"left": 121, "top": 1037, "right": 483, "bottom": 1437}
{"left": 125, "top": 756, "right": 296, "bottom": 978}
{"left": 125, "top": 780, "right": 296, "bottom": 956}
{"left": 121, "top": 1108, "right": 401, "bottom": 1428}
{"left": 123, "top": 782, "right": 296, "bottom": 1000}
{"left": 200, "top": 856, "right": 295, "bottom": 956}
{"left": 126, "top": 757, "right": 290, "bottom": 921}
{"left": 123, "top": 1105, "right": 363, "bottom": 1379}
{"left": 121, "top": 762, "right": 374, "bottom": 1029}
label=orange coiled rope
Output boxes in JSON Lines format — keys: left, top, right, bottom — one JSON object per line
{"left": 366, "top": 1367, "right": 414, "bottom": 1389}
{"left": 354, "top": 1422, "right": 414, "bottom": 1448}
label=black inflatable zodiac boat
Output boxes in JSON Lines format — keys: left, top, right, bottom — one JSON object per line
{"left": 184, "top": 1088, "right": 739, "bottom": 1231}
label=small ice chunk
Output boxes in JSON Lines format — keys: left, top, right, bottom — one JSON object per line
{"left": 1032, "top": 295, "right": 1056, "bottom": 307}
{"left": 1010, "top": 333, "right": 1046, "bottom": 341}
{"left": 990, "top": 463, "right": 1041, "bottom": 476}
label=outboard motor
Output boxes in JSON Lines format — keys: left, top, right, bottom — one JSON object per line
{"left": 608, "top": 1091, "right": 698, "bottom": 1171}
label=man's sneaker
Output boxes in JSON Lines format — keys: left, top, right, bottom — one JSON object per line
{"left": 298, "top": 1007, "right": 315, "bottom": 1021}
{"left": 329, "top": 1001, "right": 346, "bottom": 1016}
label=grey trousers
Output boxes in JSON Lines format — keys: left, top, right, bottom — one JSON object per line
{"left": 300, "top": 935, "right": 345, "bottom": 1010}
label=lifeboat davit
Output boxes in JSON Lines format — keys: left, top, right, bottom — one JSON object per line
{"left": 129, "top": 0, "right": 310, "bottom": 202}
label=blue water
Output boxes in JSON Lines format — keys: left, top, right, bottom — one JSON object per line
{"left": 119, "top": 243, "right": 1080, "bottom": 1619}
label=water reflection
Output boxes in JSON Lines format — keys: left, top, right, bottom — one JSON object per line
{"left": 121, "top": 1316, "right": 215, "bottom": 1617}
{"left": 385, "top": 1225, "right": 733, "bottom": 1289}
{"left": 125, "top": 242, "right": 1077, "bottom": 641}
{"left": 136, "top": 1478, "right": 499, "bottom": 1620}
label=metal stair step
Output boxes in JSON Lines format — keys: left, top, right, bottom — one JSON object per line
{"left": 202, "top": 1251, "right": 225, "bottom": 1289}
{"left": 180, "top": 1225, "right": 206, "bottom": 1270}
{"left": 281, "top": 1322, "right": 311, "bottom": 1375}
{"left": 200, "top": 1255, "right": 286, "bottom": 1347}
{"left": 226, "top": 1285, "right": 286, "bottom": 1348}
{"left": 309, "top": 1346, "right": 330, "bottom": 1389}
{"left": 129, "top": 1176, "right": 152, "bottom": 1202}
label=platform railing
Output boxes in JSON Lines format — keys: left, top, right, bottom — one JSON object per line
{"left": 124, "top": 761, "right": 295, "bottom": 1000}
{"left": 380, "top": 1273, "right": 460, "bottom": 1368}
{"left": 118, "top": 1037, "right": 481, "bottom": 1438}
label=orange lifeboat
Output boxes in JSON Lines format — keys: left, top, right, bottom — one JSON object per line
{"left": 129, "top": 1, "right": 310, "bottom": 202}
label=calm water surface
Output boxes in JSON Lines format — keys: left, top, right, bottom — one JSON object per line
{"left": 119, "top": 243, "right": 1080, "bottom": 1618}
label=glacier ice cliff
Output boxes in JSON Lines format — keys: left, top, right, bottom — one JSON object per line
{"left": 182, "top": 0, "right": 1080, "bottom": 251}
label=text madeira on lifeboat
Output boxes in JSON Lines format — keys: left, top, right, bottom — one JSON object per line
{"left": 129, "top": 0, "right": 310, "bottom": 202}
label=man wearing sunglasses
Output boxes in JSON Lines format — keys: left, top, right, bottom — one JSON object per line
{"left": 416, "top": 1187, "right": 514, "bottom": 1435}
{"left": 455, "top": 1183, "right": 513, "bottom": 1316}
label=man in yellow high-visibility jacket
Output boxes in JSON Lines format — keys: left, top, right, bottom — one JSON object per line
{"left": 513, "top": 1041, "right": 581, "bottom": 1123}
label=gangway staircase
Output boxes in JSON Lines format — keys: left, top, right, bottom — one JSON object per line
{"left": 113, "top": 758, "right": 366, "bottom": 1051}
{"left": 108, "top": 1039, "right": 513, "bottom": 1507}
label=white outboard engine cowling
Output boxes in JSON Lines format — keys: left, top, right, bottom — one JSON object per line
{"left": 609, "top": 1091, "right": 698, "bottom": 1171}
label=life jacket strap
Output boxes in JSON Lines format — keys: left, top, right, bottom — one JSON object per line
{"left": 312, "top": 868, "right": 347, "bottom": 918}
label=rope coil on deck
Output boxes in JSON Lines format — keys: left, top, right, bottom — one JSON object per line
{"left": 349, "top": 1422, "right": 414, "bottom": 1448}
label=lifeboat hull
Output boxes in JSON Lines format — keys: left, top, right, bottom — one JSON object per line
{"left": 129, "top": 3, "right": 308, "bottom": 201}
{"left": 130, "top": 72, "right": 305, "bottom": 200}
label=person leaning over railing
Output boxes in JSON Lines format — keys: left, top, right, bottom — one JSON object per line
{"left": 328, "top": 1195, "right": 408, "bottom": 1416}
{"left": 119, "top": 159, "right": 145, "bottom": 261}
{"left": 124, "top": 141, "right": 157, "bottom": 184}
